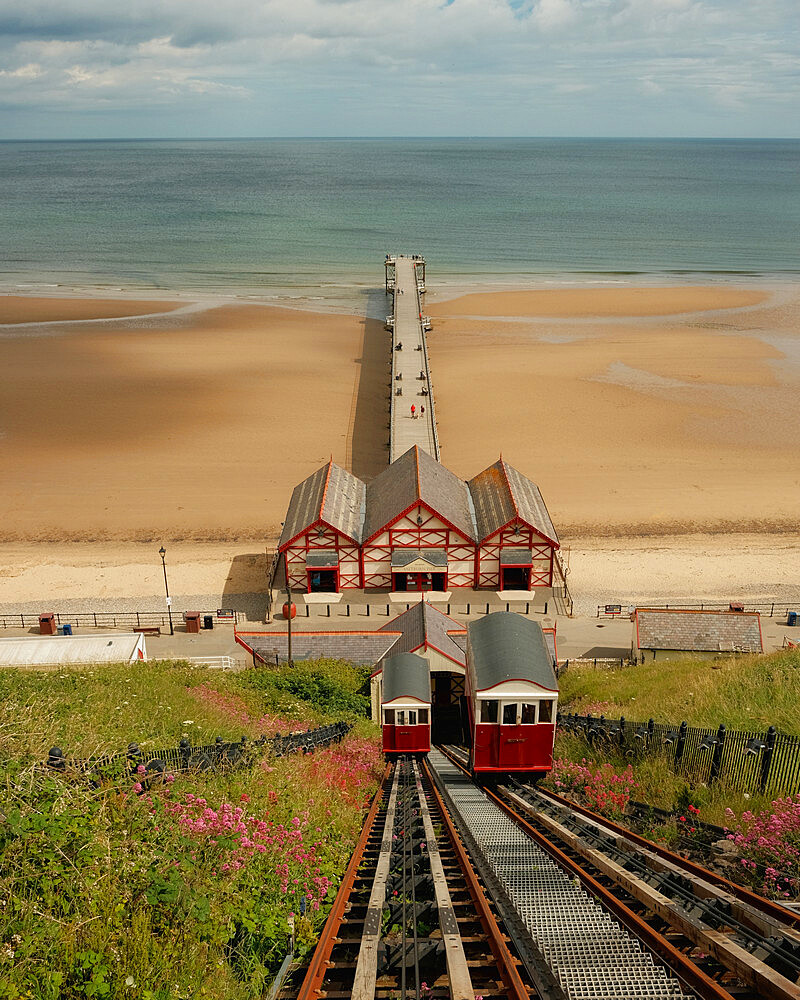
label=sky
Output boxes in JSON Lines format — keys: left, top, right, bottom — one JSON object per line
{"left": 0, "top": 0, "right": 798, "bottom": 139}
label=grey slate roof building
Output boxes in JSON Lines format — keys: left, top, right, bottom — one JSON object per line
{"left": 236, "top": 630, "right": 402, "bottom": 666}
{"left": 378, "top": 602, "right": 467, "bottom": 667}
{"left": 278, "top": 446, "right": 560, "bottom": 592}
{"left": 279, "top": 460, "right": 366, "bottom": 548}
{"left": 634, "top": 609, "right": 763, "bottom": 655}
{"left": 467, "top": 612, "right": 559, "bottom": 692}
{"left": 362, "top": 445, "right": 477, "bottom": 542}
{"left": 469, "top": 459, "right": 558, "bottom": 544}
{"left": 382, "top": 652, "right": 432, "bottom": 705}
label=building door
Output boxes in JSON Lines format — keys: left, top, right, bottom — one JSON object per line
{"left": 502, "top": 566, "right": 530, "bottom": 589}
{"left": 308, "top": 569, "right": 338, "bottom": 592}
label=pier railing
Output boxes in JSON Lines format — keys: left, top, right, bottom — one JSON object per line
{"left": 413, "top": 259, "right": 440, "bottom": 461}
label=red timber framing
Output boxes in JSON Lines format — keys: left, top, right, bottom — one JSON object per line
{"left": 361, "top": 502, "right": 475, "bottom": 590}
{"left": 476, "top": 520, "right": 556, "bottom": 590}
{"left": 282, "top": 522, "right": 361, "bottom": 593}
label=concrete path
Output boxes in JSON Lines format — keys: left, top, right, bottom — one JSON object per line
{"left": 389, "top": 255, "right": 439, "bottom": 462}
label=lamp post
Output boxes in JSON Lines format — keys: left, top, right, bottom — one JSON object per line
{"left": 159, "top": 546, "right": 174, "bottom": 636}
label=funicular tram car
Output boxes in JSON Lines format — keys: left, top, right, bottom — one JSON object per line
{"left": 381, "top": 652, "right": 432, "bottom": 757}
{"left": 465, "top": 612, "right": 558, "bottom": 779}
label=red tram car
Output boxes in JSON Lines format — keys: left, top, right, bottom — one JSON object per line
{"left": 465, "top": 612, "right": 558, "bottom": 779}
{"left": 381, "top": 652, "right": 432, "bottom": 757}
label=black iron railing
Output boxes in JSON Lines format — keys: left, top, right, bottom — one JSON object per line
{"left": 559, "top": 712, "right": 800, "bottom": 796}
{"left": 46, "top": 721, "right": 351, "bottom": 785}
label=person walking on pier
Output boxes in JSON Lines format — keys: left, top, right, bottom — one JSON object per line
{"left": 421, "top": 405, "right": 425, "bottom": 418}
{"left": 411, "top": 404, "right": 416, "bottom": 419}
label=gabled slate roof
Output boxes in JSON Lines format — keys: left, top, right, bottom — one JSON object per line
{"left": 363, "top": 446, "right": 477, "bottom": 543}
{"left": 237, "top": 631, "right": 401, "bottom": 666}
{"left": 379, "top": 602, "right": 466, "bottom": 667}
{"left": 468, "top": 459, "right": 559, "bottom": 546}
{"left": 468, "top": 612, "right": 558, "bottom": 692}
{"left": 635, "top": 610, "right": 763, "bottom": 653}
{"left": 279, "top": 460, "right": 366, "bottom": 549}
{"left": 382, "top": 653, "right": 432, "bottom": 705}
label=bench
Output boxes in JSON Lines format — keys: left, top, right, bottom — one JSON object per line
{"left": 134, "top": 626, "right": 161, "bottom": 636}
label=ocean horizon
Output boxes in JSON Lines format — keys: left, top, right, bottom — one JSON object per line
{"left": 2, "top": 137, "right": 798, "bottom": 304}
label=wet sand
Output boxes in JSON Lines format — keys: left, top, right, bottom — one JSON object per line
{"left": 0, "top": 298, "right": 387, "bottom": 542}
{"left": 427, "top": 284, "right": 800, "bottom": 536}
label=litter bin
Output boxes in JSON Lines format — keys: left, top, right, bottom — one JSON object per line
{"left": 789, "top": 611, "right": 799, "bottom": 627}
{"left": 185, "top": 612, "right": 202, "bottom": 634}
{"left": 62, "top": 623, "right": 73, "bottom": 636}
{"left": 39, "top": 613, "right": 56, "bottom": 635}
{"left": 203, "top": 615, "right": 214, "bottom": 630}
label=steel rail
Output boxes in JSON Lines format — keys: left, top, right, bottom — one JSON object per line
{"left": 422, "top": 759, "right": 532, "bottom": 1000}
{"left": 295, "top": 762, "right": 392, "bottom": 1000}
{"left": 535, "top": 784, "right": 800, "bottom": 930}
{"left": 436, "top": 744, "right": 734, "bottom": 1000}
{"left": 504, "top": 785, "right": 800, "bottom": 1000}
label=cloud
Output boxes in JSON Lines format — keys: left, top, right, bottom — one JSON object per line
{"left": 0, "top": 0, "right": 797, "bottom": 135}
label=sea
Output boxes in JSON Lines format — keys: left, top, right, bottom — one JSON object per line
{"left": 1, "top": 138, "right": 798, "bottom": 308}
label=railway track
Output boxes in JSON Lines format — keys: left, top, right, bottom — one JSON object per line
{"left": 288, "top": 756, "right": 532, "bottom": 1000}
{"left": 437, "top": 743, "right": 800, "bottom": 1000}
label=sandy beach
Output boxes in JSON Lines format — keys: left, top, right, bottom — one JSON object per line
{"left": 0, "top": 296, "right": 387, "bottom": 543}
{"left": 427, "top": 284, "right": 800, "bottom": 536}
{"left": 2, "top": 283, "right": 799, "bottom": 610}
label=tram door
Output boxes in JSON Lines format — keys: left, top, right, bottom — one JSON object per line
{"left": 499, "top": 702, "right": 527, "bottom": 769}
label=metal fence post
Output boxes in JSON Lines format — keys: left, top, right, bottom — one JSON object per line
{"left": 647, "top": 718, "right": 655, "bottom": 750}
{"left": 710, "top": 724, "right": 726, "bottom": 784}
{"left": 618, "top": 716, "right": 626, "bottom": 750}
{"left": 759, "top": 725, "right": 777, "bottom": 793}
{"left": 675, "top": 720, "right": 688, "bottom": 768}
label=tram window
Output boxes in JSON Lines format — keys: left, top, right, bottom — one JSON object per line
{"left": 480, "top": 700, "right": 498, "bottom": 723}
{"left": 407, "top": 711, "right": 417, "bottom": 726}
{"left": 384, "top": 709, "right": 395, "bottom": 725}
{"left": 539, "top": 700, "right": 553, "bottom": 723}
{"left": 418, "top": 708, "right": 428, "bottom": 724}
{"left": 502, "top": 703, "right": 519, "bottom": 725}
{"left": 521, "top": 703, "right": 537, "bottom": 724}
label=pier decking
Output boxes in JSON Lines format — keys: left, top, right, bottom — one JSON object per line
{"left": 386, "top": 255, "right": 439, "bottom": 464}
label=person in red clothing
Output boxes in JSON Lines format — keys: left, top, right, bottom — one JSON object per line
{"left": 411, "top": 404, "right": 416, "bottom": 419}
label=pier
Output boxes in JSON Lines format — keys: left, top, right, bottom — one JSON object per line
{"left": 385, "top": 254, "right": 439, "bottom": 463}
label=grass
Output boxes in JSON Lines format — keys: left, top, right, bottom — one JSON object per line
{"left": 551, "top": 730, "right": 776, "bottom": 828}
{"left": 559, "top": 647, "right": 800, "bottom": 735}
{"left": 0, "top": 658, "right": 382, "bottom": 998}
{"left": 0, "top": 658, "right": 374, "bottom": 762}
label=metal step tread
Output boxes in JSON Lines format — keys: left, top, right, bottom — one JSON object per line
{"left": 428, "top": 750, "right": 691, "bottom": 1000}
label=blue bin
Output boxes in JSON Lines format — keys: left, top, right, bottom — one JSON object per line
{"left": 62, "top": 623, "right": 73, "bottom": 636}
{"left": 788, "top": 611, "right": 799, "bottom": 627}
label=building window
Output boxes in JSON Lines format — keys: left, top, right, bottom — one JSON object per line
{"left": 480, "top": 700, "right": 498, "bottom": 723}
